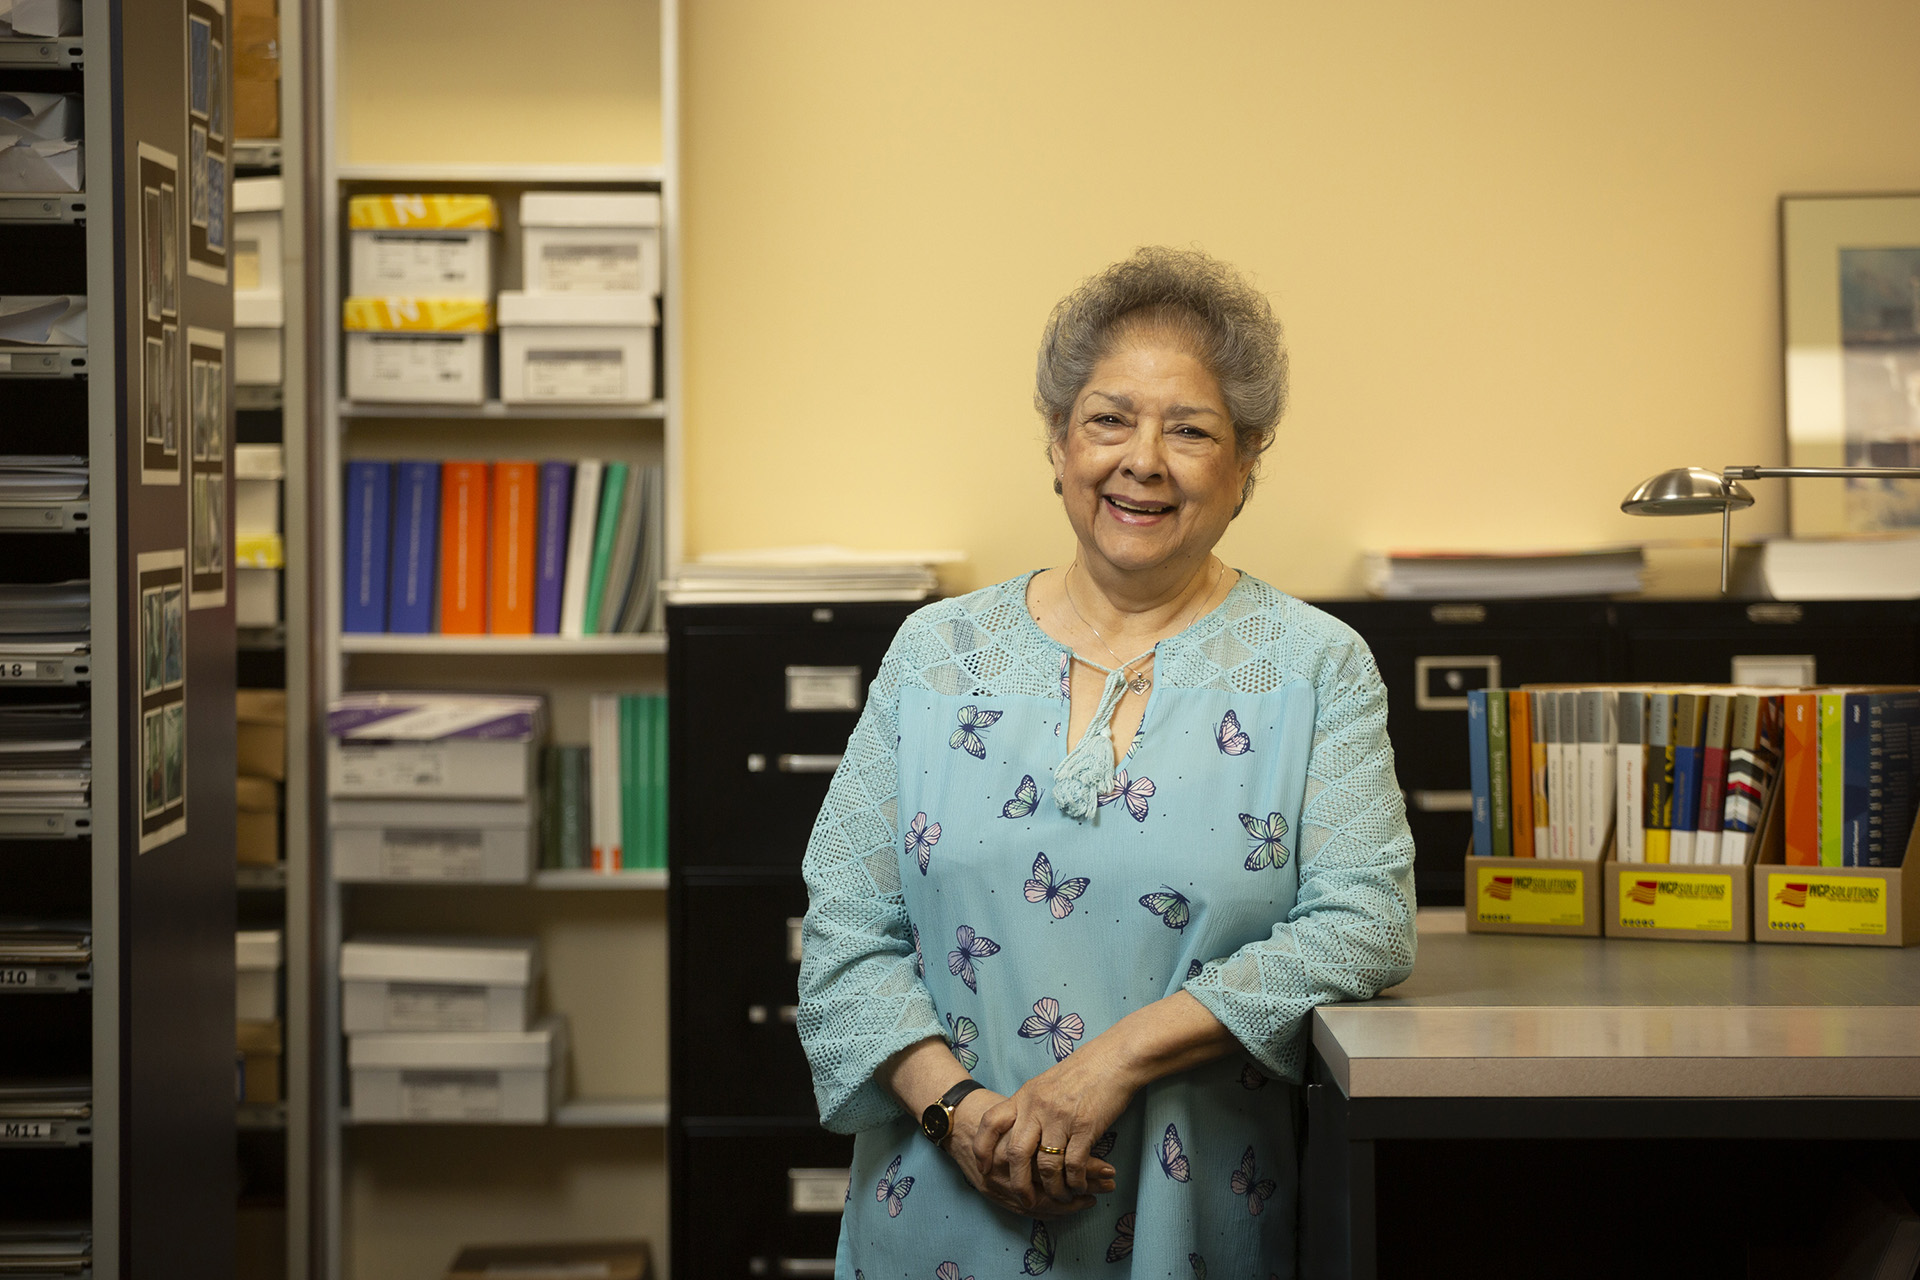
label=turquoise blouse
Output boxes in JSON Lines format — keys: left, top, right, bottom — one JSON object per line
{"left": 797, "top": 572, "right": 1416, "bottom": 1278}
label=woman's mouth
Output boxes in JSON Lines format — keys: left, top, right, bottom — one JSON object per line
{"left": 1104, "top": 494, "right": 1174, "bottom": 519}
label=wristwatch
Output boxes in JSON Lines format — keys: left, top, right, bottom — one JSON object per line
{"left": 919, "top": 1079, "right": 986, "bottom": 1146}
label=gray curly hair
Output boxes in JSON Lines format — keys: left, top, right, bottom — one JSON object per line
{"left": 1035, "top": 247, "right": 1288, "bottom": 509}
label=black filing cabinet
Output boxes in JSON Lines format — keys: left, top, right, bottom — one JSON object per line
{"left": 1311, "top": 598, "right": 1920, "bottom": 906}
{"left": 668, "top": 602, "right": 917, "bottom": 1277}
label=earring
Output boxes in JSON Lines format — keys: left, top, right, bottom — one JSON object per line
{"left": 1053, "top": 478, "right": 1063, "bottom": 495}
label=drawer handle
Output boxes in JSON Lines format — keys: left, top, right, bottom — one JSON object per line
{"left": 1411, "top": 789, "right": 1473, "bottom": 813}
{"left": 751, "top": 1261, "right": 835, "bottom": 1278}
{"left": 747, "top": 1003, "right": 800, "bottom": 1025}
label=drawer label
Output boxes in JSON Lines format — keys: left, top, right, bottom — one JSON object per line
{"left": 788, "top": 1167, "right": 851, "bottom": 1214}
{"left": 400, "top": 1069, "right": 502, "bottom": 1120}
{"left": 380, "top": 829, "right": 484, "bottom": 880}
{"left": 0, "top": 968, "right": 33, "bottom": 987}
{"left": 387, "top": 982, "right": 490, "bottom": 1031}
{"left": 1616, "top": 871, "right": 1734, "bottom": 932}
{"left": 1764, "top": 873, "right": 1888, "bottom": 936}
{"left": 0, "top": 1121, "right": 53, "bottom": 1141}
{"left": 786, "top": 665, "right": 862, "bottom": 712}
{"left": 0, "top": 660, "right": 56, "bottom": 680}
{"left": 1475, "top": 867, "right": 1584, "bottom": 926}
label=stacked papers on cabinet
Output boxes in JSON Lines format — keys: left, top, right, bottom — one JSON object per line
{"left": 668, "top": 545, "right": 962, "bottom": 604}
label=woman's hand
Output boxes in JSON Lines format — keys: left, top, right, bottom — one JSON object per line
{"left": 977, "top": 1036, "right": 1132, "bottom": 1212}
{"left": 953, "top": 1084, "right": 1115, "bottom": 1218}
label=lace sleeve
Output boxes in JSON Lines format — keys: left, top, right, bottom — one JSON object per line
{"left": 796, "top": 634, "right": 945, "bottom": 1133}
{"left": 1181, "top": 636, "right": 1417, "bottom": 1082}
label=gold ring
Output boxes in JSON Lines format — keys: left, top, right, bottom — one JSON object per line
{"left": 1038, "top": 1144, "right": 1066, "bottom": 1156}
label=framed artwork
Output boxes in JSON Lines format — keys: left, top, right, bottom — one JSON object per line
{"left": 1782, "top": 194, "right": 1920, "bottom": 535}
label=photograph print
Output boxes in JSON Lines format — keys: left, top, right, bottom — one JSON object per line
{"left": 1839, "top": 246, "right": 1920, "bottom": 529}
{"left": 142, "top": 708, "right": 165, "bottom": 818}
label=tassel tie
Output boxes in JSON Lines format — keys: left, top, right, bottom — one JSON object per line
{"left": 1053, "top": 662, "right": 1135, "bottom": 820}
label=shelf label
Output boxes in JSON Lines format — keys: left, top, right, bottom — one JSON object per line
{"left": 0, "top": 660, "right": 57, "bottom": 680}
{"left": 379, "top": 829, "right": 484, "bottom": 880}
{"left": 1764, "top": 873, "right": 1888, "bottom": 936}
{"left": 0, "top": 968, "right": 34, "bottom": 987}
{"left": 524, "top": 349, "right": 624, "bottom": 401}
{"left": 387, "top": 982, "right": 490, "bottom": 1031}
{"left": 399, "top": 1070, "right": 502, "bottom": 1120}
{"left": 0, "top": 1121, "right": 53, "bottom": 1141}
{"left": 1474, "top": 867, "right": 1584, "bottom": 927}
{"left": 1616, "top": 870, "right": 1735, "bottom": 932}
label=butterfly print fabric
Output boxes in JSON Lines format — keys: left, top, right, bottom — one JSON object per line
{"left": 807, "top": 572, "right": 1415, "bottom": 1278}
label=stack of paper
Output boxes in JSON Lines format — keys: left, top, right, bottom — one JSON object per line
{"left": 0, "top": 457, "right": 86, "bottom": 504}
{"left": 0, "top": 923, "right": 90, "bottom": 965}
{"left": 0, "top": 91, "right": 81, "bottom": 193}
{"left": 0, "top": 1224, "right": 92, "bottom": 1277}
{"left": 0, "top": 581, "right": 88, "bottom": 634}
{"left": 0, "top": 0, "right": 82, "bottom": 37}
{"left": 0, "top": 296, "right": 86, "bottom": 348}
{"left": 1757, "top": 534, "right": 1920, "bottom": 600}
{"left": 1362, "top": 547, "right": 1646, "bottom": 599}
{"left": 0, "top": 695, "right": 89, "bottom": 807}
{"left": 668, "top": 546, "right": 962, "bottom": 604}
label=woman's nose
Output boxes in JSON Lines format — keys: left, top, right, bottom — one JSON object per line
{"left": 1120, "top": 423, "right": 1167, "bottom": 480}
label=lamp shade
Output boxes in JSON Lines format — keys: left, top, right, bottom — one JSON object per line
{"left": 1620, "top": 467, "right": 1755, "bottom": 516}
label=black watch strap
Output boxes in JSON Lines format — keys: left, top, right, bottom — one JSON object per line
{"left": 940, "top": 1078, "right": 986, "bottom": 1112}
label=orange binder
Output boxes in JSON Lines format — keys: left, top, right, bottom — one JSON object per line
{"left": 1507, "top": 691, "right": 1534, "bottom": 857}
{"left": 439, "top": 461, "right": 490, "bottom": 634}
{"left": 1782, "top": 693, "right": 1818, "bottom": 866}
{"left": 489, "top": 461, "right": 538, "bottom": 635}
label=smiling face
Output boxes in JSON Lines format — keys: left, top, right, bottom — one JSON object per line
{"left": 1050, "top": 325, "right": 1254, "bottom": 586}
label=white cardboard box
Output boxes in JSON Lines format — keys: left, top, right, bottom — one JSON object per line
{"left": 233, "top": 177, "right": 283, "bottom": 296}
{"left": 497, "top": 291, "right": 657, "bottom": 405}
{"left": 348, "top": 1016, "right": 567, "bottom": 1124}
{"left": 326, "top": 691, "right": 543, "bottom": 799}
{"left": 330, "top": 798, "right": 537, "bottom": 883}
{"left": 236, "top": 567, "right": 279, "bottom": 627}
{"left": 342, "top": 297, "right": 493, "bottom": 405}
{"left": 350, "top": 228, "right": 494, "bottom": 297}
{"left": 341, "top": 936, "right": 537, "bottom": 1033}
{"left": 519, "top": 191, "right": 661, "bottom": 295}
{"left": 234, "top": 443, "right": 284, "bottom": 536}
{"left": 236, "top": 929, "right": 283, "bottom": 1020}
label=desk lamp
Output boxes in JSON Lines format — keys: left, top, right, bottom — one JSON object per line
{"left": 1620, "top": 464, "right": 1920, "bottom": 593}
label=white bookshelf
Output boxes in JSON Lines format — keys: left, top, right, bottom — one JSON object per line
{"left": 311, "top": 2, "right": 681, "bottom": 1277}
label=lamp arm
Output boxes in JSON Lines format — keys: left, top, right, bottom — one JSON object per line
{"left": 1724, "top": 465, "right": 1920, "bottom": 481}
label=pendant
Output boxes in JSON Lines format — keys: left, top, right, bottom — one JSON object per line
{"left": 1127, "top": 671, "right": 1152, "bottom": 696}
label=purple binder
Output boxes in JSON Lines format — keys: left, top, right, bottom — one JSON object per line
{"left": 533, "top": 461, "right": 573, "bottom": 635}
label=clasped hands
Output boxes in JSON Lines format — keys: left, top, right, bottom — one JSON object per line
{"left": 946, "top": 1034, "right": 1136, "bottom": 1219}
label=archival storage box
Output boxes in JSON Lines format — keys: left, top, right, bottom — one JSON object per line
{"left": 233, "top": 443, "right": 283, "bottom": 537}
{"left": 233, "top": 289, "right": 282, "bottom": 386}
{"left": 236, "top": 1018, "right": 282, "bottom": 1104}
{"left": 347, "top": 193, "right": 497, "bottom": 297}
{"left": 340, "top": 936, "right": 537, "bottom": 1033}
{"left": 496, "top": 290, "right": 657, "bottom": 405}
{"left": 326, "top": 691, "right": 544, "bottom": 802}
{"left": 342, "top": 297, "right": 491, "bottom": 405}
{"left": 518, "top": 191, "right": 662, "bottom": 295}
{"left": 236, "top": 929, "right": 283, "bottom": 1020}
{"left": 348, "top": 1016, "right": 567, "bottom": 1123}
{"left": 233, "top": 176, "right": 283, "bottom": 296}
{"left": 329, "top": 798, "right": 536, "bottom": 884}
{"left": 235, "top": 775, "right": 279, "bottom": 866}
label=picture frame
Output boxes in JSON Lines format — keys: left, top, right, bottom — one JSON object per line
{"left": 1781, "top": 193, "right": 1920, "bottom": 536}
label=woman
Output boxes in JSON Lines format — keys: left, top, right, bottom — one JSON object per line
{"left": 798, "top": 247, "right": 1416, "bottom": 1278}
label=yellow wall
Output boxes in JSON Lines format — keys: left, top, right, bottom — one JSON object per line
{"left": 681, "top": 0, "right": 1920, "bottom": 597}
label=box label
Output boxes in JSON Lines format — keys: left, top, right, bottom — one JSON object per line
{"left": 337, "top": 744, "right": 445, "bottom": 792}
{"left": 1616, "top": 870, "right": 1735, "bottom": 932}
{"left": 367, "top": 334, "right": 472, "bottom": 389}
{"left": 1, "top": 1121, "right": 53, "bottom": 1141}
{"left": 524, "top": 349, "right": 624, "bottom": 400}
{"left": 364, "top": 234, "right": 483, "bottom": 289}
{"left": 387, "top": 982, "right": 490, "bottom": 1031}
{"left": 539, "top": 242, "right": 643, "bottom": 292}
{"left": 379, "top": 829, "right": 484, "bottom": 880}
{"left": 1764, "top": 872, "right": 1888, "bottom": 936}
{"left": 1475, "top": 866, "right": 1584, "bottom": 926}
{"left": 399, "top": 1069, "right": 502, "bottom": 1120}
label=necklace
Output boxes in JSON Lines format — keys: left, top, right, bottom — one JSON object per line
{"left": 1062, "top": 558, "right": 1225, "bottom": 696}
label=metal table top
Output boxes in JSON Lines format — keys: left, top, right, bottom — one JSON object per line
{"left": 1310, "top": 909, "right": 1920, "bottom": 1099}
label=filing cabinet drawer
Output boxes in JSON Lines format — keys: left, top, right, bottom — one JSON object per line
{"left": 671, "top": 606, "right": 912, "bottom": 869}
{"left": 673, "top": 874, "right": 817, "bottom": 1119}
{"left": 1613, "top": 601, "right": 1920, "bottom": 685}
{"left": 678, "top": 1125, "right": 854, "bottom": 1278}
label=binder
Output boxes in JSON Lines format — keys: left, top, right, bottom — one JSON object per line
{"left": 386, "top": 461, "right": 440, "bottom": 634}
{"left": 342, "top": 461, "right": 390, "bottom": 633}
{"left": 439, "top": 462, "right": 490, "bottom": 635}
